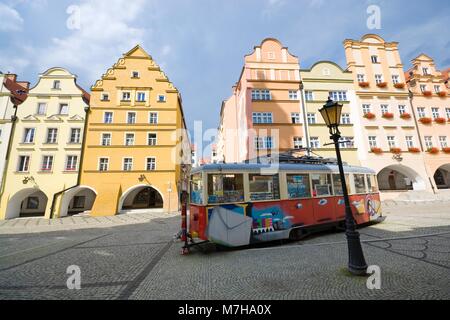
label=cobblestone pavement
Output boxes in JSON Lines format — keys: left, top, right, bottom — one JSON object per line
{"left": 0, "top": 202, "right": 449, "bottom": 300}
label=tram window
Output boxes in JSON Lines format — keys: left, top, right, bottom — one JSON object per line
{"left": 354, "top": 174, "right": 366, "bottom": 193}
{"left": 287, "top": 174, "right": 311, "bottom": 199}
{"left": 190, "top": 173, "right": 203, "bottom": 204}
{"left": 367, "top": 175, "right": 378, "bottom": 193}
{"left": 207, "top": 174, "right": 244, "bottom": 204}
{"left": 332, "top": 174, "right": 350, "bottom": 196}
{"left": 311, "top": 173, "right": 332, "bottom": 197}
{"left": 249, "top": 174, "right": 280, "bottom": 201}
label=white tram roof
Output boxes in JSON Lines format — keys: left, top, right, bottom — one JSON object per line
{"left": 191, "top": 163, "right": 375, "bottom": 174}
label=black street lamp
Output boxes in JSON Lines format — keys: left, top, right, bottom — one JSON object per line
{"left": 319, "top": 98, "right": 368, "bottom": 276}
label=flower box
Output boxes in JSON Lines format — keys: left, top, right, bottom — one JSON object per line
{"left": 419, "top": 117, "right": 432, "bottom": 124}
{"left": 394, "top": 83, "right": 405, "bottom": 89}
{"left": 408, "top": 147, "right": 420, "bottom": 153}
{"left": 427, "top": 147, "right": 440, "bottom": 154}
{"left": 371, "top": 147, "right": 383, "bottom": 154}
{"left": 434, "top": 117, "right": 446, "bottom": 124}
{"left": 442, "top": 147, "right": 450, "bottom": 154}
{"left": 423, "top": 91, "right": 432, "bottom": 96}
{"left": 400, "top": 113, "right": 411, "bottom": 119}
{"left": 390, "top": 148, "right": 402, "bottom": 154}
{"left": 438, "top": 91, "right": 447, "bottom": 97}
{"left": 359, "top": 82, "right": 370, "bottom": 88}
{"left": 363, "top": 112, "right": 376, "bottom": 119}
{"left": 376, "top": 82, "right": 388, "bottom": 88}
{"left": 382, "top": 112, "right": 394, "bottom": 119}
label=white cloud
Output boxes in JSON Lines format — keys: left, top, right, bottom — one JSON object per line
{"left": 0, "top": 3, "right": 24, "bottom": 31}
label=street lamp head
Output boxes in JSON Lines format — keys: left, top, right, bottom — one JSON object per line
{"left": 319, "top": 97, "right": 343, "bottom": 136}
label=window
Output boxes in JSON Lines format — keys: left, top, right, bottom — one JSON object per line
{"left": 46, "top": 128, "right": 58, "bottom": 144}
{"left": 127, "top": 112, "right": 136, "bottom": 124}
{"left": 27, "top": 197, "right": 39, "bottom": 209}
{"left": 289, "top": 90, "right": 298, "bottom": 100}
{"left": 431, "top": 108, "right": 440, "bottom": 119}
{"left": 392, "top": 75, "right": 400, "bottom": 84}
{"left": 367, "top": 175, "right": 378, "bottom": 193}
{"left": 23, "top": 128, "right": 35, "bottom": 143}
{"left": 136, "top": 92, "right": 146, "bottom": 102}
{"left": 252, "top": 112, "right": 273, "bottom": 124}
{"left": 251, "top": 89, "right": 271, "bottom": 101}
{"left": 208, "top": 174, "right": 245, "bottom": 204}
{"left": 66, "top": 155, "right": 78, "bottom": 171}
{"left": 249, "top": 174, "right": 280, "bottom": 201}
{"left": 70, "top": 128, "right": 81, "bottom": 143}
{"left": 420, "top": 85, "right": 427, "bottom": 93}
{"left": 190, "top": 173, "right": 203, "bottom": 205}
{"left": 104, "top": 112, "right": 113, "bottom": 124}
{"left": 132, "top": 71, "right": 140, "bottom": 78}
{"left": 101, "top": 133, "right": 111, "bottom": 146}
{"left": 329, "top": 91, "right": 347, "bottom": 101}
{"left": 405, "top": 136, "right": 414, "bottom": 148}
{"left": 446, "top": 108, "right": 450, "bottom": 119}
{"left": 149, "top": 112, "right": 158, "bottom": 124}
{"left": 311, "top": 173, "right": 332, "bottom": 197}
{"left": 37, "top": 103, "right": 46, "bottom": 115}
{"left": 267, "top": 52, "right": 275, "bottom": 60}
{"left": 287, "top": 174, "right": 311, "bottom": 199}
{"left": 381, "top": 104, "right": 389, "bottom": 115}
{"left": 123, "top": 158, "right": 133, "bottom": 171}
{"left": 125, "top": 133, "right": 135, "bottom": 146}
{"left": 439, "top": 136, "right": 448, "bottom": 148}
{"left": 371, "top": 55, "right": 379, "bottom": 63}
{"left": 158, "top": 95, "right": 166, "bottom": 102}
{"left": 53, "top": 80, "right": 60, "bottom": 89}
{"left": 322, "top": 68, "right": 331, "bottom": 76}
{"left": 308, "top": 137, "right": 319, "bottom": 149}
{"left": 422, "top": 67, "right": 429, "bottom": 75}
{"left": 417, "top": 107, "right": 426, "bottom": 118}
{"left": 339, "top": 137, "right": 354, "bottom": 148}
{"left": 291, "top": 112, "right": 301, "bottom": 124}
{"left": 434, "top": 85, "right": 441, "bottom": 93}
{"left": 307, "top": 113, "right": 316, "bottom": 124}
{"left": 41, "top": 156, "right": 53, "bottom": 171}
{"left": 293, "top": 137, "right": 303, "bottom": 149}
{"left": 59, "top": 104, "right": 69, "bottom": 115}
{"left": 375, "top": 74, "right": 383, "bottom": 84}
{"left": 362, "top": 104, "right": 371, "bottom": 115}
{"left": 254, "top": 136, "right": 273, "bottom": 150}
{"left": 341, "top": 113, "right": 351, "bottom": 124}
{"left": 73, "top": 196, "right": 86, "bottom": 209}
{"left": 18, "top": 155, "right": 30, "bottom": 172}
{"left": 147, "top": 133, "right": 157, "bottom": 146}
{"left": 354, "top": 174, "right": 367, "bottom": 193}
{"left": 357, "top": 74, "right": 365, "bottom": 82}
{"left": 99, "top": 158, "right": 109, "bottom": 171}
{"left": 424, "top": 136, "right": 433, "bottom": 149}
{"left": 304, "top": 91, "right": 314, "bottom": 101}
{"left": 332, "top": 174, "right": 350, "bottom": 196}
{"left": 122, "top": 92, "right": 131, "bottom": 101}
{"left": 101, "top": 93, "right": 109, "bottom": 101}
{"left": 398, "top": 105, "right": 406, "bottom": 115}
{"left": 368, "top": 136, "right": 377, "bottom": 148}
{"left": 387, "top": 136, "right": 396, "bottom": 148}
{"left": 146, "top": 157, "right": 156, "bottom": 171}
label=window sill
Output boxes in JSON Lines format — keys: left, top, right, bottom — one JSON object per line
{"left": 38, "top": 170, "right": 53, "bottom": 174}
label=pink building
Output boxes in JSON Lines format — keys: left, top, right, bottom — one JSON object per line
{"left": 405, "top": 55, "right": 450, "bottom": 189}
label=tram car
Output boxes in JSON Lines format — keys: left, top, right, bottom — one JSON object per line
{"left": 188, "top": 161, "right": 384, "bottom": 247}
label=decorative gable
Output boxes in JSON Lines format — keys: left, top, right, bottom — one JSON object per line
{"left": 68, "top": 114, "right": 85, "bottom": 122}
{"left": 45, "top": 115, "right": 64, "bottom": 122}
{"left": 22, "top": 115, "right": 40, "bottom": 122}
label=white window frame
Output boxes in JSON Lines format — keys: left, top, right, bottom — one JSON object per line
{"left": 146, "top": 157, "right": 156, "bottom": 171}
{"left": 147, "top": 133, "right": 157, "bottom": 146}
{"left": 368, "top": 136, "right": 377, "bottom": 148}
{"left": 341, "top": 113, "right": 351, "bottom": 124}
{"left": 380, "top": 104, "right": 389, "bottom": 115}
{"left": 136, "top": 92, "right": 146, "bottom": 102}
{"left": 70, "top": 128, "right": 81, "bottom": 144}
{"left": 293, "top": 137, "right": 303, "bottom": 149}
{"left": 59, "top": 103, "right": 69, "bottom": 115}
{"left": 65, "top": 155, "right": 78, "bottom": 171}
{"left": 101, "top": 133, "right": 112, "bottom": 146}
{"left": 288, "top": 90, "right": 299, "bottom": 100}
{"left": 405, "top": 136, "right": 414, "bottom": 148}
{"left": 309, "top": 137, "right": 320, "bottom": 149}
{"left": 431, "top": 108, "right": 440, "bottom": 119}
{"left": 104, "top": 111, "right": 114, "bottom": 124}
{"left": 41, "top": 155, "right": 54, "bottom": 172}
{"left": 291, "top": 112, "right": 301, "bottom": 124}
{"left": 101, "top": 93, "right": 110, "bottom": 101}
{"left": 357, "top": 74, "right": 365, "bottom": 82}
{"left": 304, "top": 91, "right": 314, "bottom": 101}
{"left": 149, "top": 112, "right": 158, "bottom": 124}
{"left": 307, "top": 113, "right": 316, "bottom": 124}
{"left": 46, "top": 128, "right": 58, "bottom": 144}
{"left": 132, "top": 71, "right": 140, "bottom": 78}
{"left": 37, "top": 102, "right": 47, "bottom": 115}
{"left": 439, "top": 136, "right": 447, "bottom": 148}
{"left": 122, "top": 91, "right": 131, "bottom": 101}
{"left": 387, "top": 136, "right": 396, "bottom": 148}
{"left": 123, "top": 157, "right": 133, "bottom": 171}
{"left": 375, "top": 74, "right": 383, "bottom": 84}
{"left": 157, "top": 95, "right": 166, "bottom": 102}
{"left": 392, "top": 75, "right": 400, "bottom": 84}
{"left": 23, "top": 128, "right": 36, "bottom": 143}
{"left": 18, "top": 155, "right": 31, "bottom": 172}
{"left": 98, "top": 157, "right": 110, "bottom": 171}
{"left": 424, "top": 136, "right": 433, "bottom": 149}
{"left": 362, "top": 104, "right": 371, "bottom": 114}
{"left": 398, "top": 105, "right": 406, "bottom": 115}
{"left": 127, "top": 112, "right": 136, "bottom": 124}
{"left": 329, "top": 91, "right": 347, "bottom": 101}
{"left": 124, "top": 133, "right": 135, "bottom": 146}
{"left": 252, "top": 112, "right": 273, "bottom": 124}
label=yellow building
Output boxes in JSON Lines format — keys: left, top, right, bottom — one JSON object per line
{"left": 61, "top": 45, "right": 190, "bottom": 217}
{"left": 300, "top": 61, "right": 360, "bottom": 165}
{"left": 0, "top": 67, "right": 89, "bottom": 219}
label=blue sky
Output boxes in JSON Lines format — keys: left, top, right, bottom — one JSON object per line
{"left": 1, "top": 0, "right": 449, "bottom": 135}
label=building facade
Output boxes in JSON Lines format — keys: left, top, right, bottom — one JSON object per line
{"left": 0, "top": 68, "right": 89, "bottom": 219}
{"left": 70, "top": 45, "right": 190, "bottom": 217}
{"left": 405, "top": 54, "right": 450, "bottom": 189}
{"left": 343, "top": 34, "right": 431, "bottom": 191}
{"left": 299, "top": 61, "right": 359, "bottom": 165}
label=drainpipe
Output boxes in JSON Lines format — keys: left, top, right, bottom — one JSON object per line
{"left": 299, "top": 80, "right": 310, "bottom": 156}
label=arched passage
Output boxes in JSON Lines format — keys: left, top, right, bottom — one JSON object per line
{"left": 377, "top": 165, "right": 426, "bottom": 191}
{"left": 434, "top": 164, "right": 450, "bottom": 189}
{"left": 118, "top": 184, "right": 164, "bottom": 213}
{"left": 59, "top": 186, "right": 97, "bottom": 217}
{"left": 5, "top": 188, "right": 48, "bottom": 219}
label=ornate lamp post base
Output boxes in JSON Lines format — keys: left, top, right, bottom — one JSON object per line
{"left": 346, "top": 230, "right": 368, "bottom": 276}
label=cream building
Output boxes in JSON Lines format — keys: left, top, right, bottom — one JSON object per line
{"left": 0, "top": 68, "right": 89, "bottom": 219}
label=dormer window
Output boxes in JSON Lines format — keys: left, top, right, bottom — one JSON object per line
{"left": 132, "top": 71, "right": 140, "bottom": 78}
{"left": 371, "top": 55, "right": 379, "bottom": 63}
{"left": 53, "top": 80, "right": 61, "bottom": 89}
{"left": 422, "top": 67, "right": 429, "bottom": 75}
{"left": 101, "top": 93, "right": 109, "bottom": 101}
